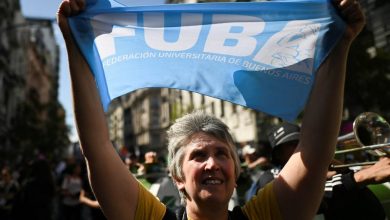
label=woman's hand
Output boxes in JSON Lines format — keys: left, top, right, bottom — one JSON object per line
{"left": 56, "top": 0, "right": 86, "bottom": 44}
{"left": 334, "top": 0, "right": 366, "bottom": 43}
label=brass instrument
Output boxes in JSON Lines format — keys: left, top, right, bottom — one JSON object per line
{"left": 331, "top": 112, "right": 390, "bottom": 169}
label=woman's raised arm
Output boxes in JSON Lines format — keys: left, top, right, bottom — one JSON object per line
{"left": 57, "top": 1, "right": 139, "bottom": 219}
{"left": 273, "top": 0, "right": 366, "bottom": 219}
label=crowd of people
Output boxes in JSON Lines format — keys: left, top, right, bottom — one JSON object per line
{"left": 1, "top": 128, "right": 389, "bottom": 220}
{"left": 0, "top": 157, "right": 96, "bottom": 220}
{"left": 2, "top": 0, "right": 390, "bottom": 219}
{"left": 0, "top": 150, "right": 170, "bottom": 220}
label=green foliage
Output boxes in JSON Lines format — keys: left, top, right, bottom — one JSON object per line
{"left": 4, "top": 89, "right": 70, "bottom": 164}
{"left": 170, "top": 101, "right": 181, "bottom": 122}
{"left": 170, "top": 101, "right": 195, "bottom": 123}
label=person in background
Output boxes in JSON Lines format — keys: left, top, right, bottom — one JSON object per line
{"left": 251, "top": 122, "right": 390, "bottom": 219}
{"left": 0, "top": 166, "right": 19, "bottom": 220}
{"left": 61, "top": 163, "right": 83, "bottom": 220}
{"left": 242, "top": 144, "right": 269, "bottom": 171}
{"left": 57, "top": 0, "right": 365, "bottom": 219}
{"left": 79, "top": 189, "right": 100, "bottom": 209}
{"left": 11, "top": 160, "right": 56, "bottom": 220}
{"left": 79, "top": 188, "right": 107, "bottom": 220}
{"left": 78, "top": 161, "right": 107, "bottom": 220}
{"left": 241, "top": 143, "right": 272, "bottom": 202}
{"left": 124, "top": 153, "right": 143, "bottom": 175}
{"left": 139, "top": 151, "right": 165, "bottom": 183}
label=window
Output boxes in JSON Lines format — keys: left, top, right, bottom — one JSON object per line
{"left": 220, "top": 100, "right": 225, "bottom": 117}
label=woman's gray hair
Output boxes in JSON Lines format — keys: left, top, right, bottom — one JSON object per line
{"left": 167, "top": 111, "right": 241, "bottom": 203}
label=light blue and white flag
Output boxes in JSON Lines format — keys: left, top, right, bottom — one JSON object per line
{"left": 68, "top": 0, "right": 345, "bottom": 121}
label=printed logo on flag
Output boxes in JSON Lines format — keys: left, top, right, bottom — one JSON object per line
{"left": 69, "top": 0, "right": 345, "bottom": 121}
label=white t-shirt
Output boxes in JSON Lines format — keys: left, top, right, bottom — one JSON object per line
{"left": 61, "top": 176, "right": 82, "bottom": 206}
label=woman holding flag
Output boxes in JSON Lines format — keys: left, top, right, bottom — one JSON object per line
{"left": 56, "top": 0, "right": 365, "bottom": 219}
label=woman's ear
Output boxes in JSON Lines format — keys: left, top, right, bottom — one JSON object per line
{"left": 174, "top": 177, "right": 185, "bottom": 191}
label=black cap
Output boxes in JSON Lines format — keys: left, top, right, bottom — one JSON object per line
{"left": 267, "top": 122, "right": 300, "bottom": 149}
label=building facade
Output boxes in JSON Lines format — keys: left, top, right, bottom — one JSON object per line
{"left": 108, "top": 87, "right": 272, "bottom": 157}
{"left": 0, "top": 0, "right": 28, "bottom": 150}
{"left": 0, "top": 0, "right": 65, "bottom": 162}
{"left": 361, "top": 0, "right": 390, "bottom": 53}
{"left": 108, "top": 88, "right": 171, "bottom": 156}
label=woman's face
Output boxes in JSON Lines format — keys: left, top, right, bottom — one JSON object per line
{"left": 176, "top": 132, "right": 236, "bottom": 206}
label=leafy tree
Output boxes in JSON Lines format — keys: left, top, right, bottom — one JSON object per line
{"left": 5, "top": 88, "right": 70, "bottom": 164}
